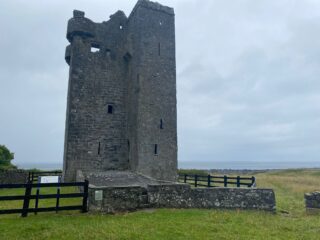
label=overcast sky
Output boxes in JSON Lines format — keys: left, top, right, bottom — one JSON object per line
{"left": 0, "top": 0, "right": 319, "bottom": 168}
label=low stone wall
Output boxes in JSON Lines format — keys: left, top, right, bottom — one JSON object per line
{"left": 0, "top": 169, "right": 28, "bottom": 184}
{"left": 89, "top": 186, "right": 149, "bottom": 213}
{"left": 148, "top": 184, "right": 275, "bottom": 211}
{"left": 88, "top": 183, "right": 276, "bottom": 213}
{"left": 305, "top": 191, "right": 320, "bottom": 214}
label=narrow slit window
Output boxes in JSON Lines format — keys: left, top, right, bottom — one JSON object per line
{"left": 158, "top": 42, "right": 161, "bottom": 56}
{"left": 154, "top": 144, "right": 158, "bottom": 155}
{"left": 106, "top": 49, "right": 111, "bottom": 57}
{"left": 135, "top": 74, "right": 140, "bottom": 93}
{"left": 98, "top": 142, "right": 101, "bottom": 155}
{"left": 108, "top": 105, "right": 113, "bottom": 114}
{"left": 160, "top": 119, "right": 163, "bottom": 129}
{"left": 119, "top": 24, "right": 123, "bottom": 30}
{"left": 123, "top": 52, "right": 131, "bottom": 61}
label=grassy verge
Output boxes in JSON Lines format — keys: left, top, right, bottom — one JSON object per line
{"left": 0, "top": 169, "right": 319, "bottom": 240}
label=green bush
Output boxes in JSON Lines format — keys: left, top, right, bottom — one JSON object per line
{"left": 0, "top": 145, "right": 16, "bottom": 170}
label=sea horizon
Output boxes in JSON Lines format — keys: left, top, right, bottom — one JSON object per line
{"left": 16, "top": 160, "right": 320, "bottom": 171}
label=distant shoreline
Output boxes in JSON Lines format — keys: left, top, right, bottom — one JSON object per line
{"left": 16, "top": 161, "right": 320, "bottom": 174}
{"left": 206, "top": 168, "right": 320, "bottom": 175}
{"left": 178, "top": 161, "right": 320, "bottom": 170}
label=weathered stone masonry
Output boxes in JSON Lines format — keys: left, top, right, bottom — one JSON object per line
{"left": 88, "top": 184, "right": 276, "bottom": 213}
{"left": 0, "top": 169, "right": 28, "bottom": 184}
{"left": 305, "top": 191, "right": 320, "bottom": 214}
{"left": 63, "top": 0, "right": 276, "bottom": 213}
{"left": 63, "top": 0, "right": 177, "bottom": 182}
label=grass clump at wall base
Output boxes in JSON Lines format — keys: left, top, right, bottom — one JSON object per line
{"left": 0, "top": 169, "right": 320, "bottom": 240}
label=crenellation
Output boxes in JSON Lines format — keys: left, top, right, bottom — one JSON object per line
{"left": 129, "top": 0, "right": 174, "bottom": 19}
{"left": 73, "top": 10, "right": 85, "bottom": 18}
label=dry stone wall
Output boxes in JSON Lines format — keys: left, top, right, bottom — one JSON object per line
{"left": 88, "top": 184, "right": 276, "bottom": 213}
{"left": 0, "top": 169, "right": 28, "bottom": 184}
{"left": 305, "top": 191, "right": 320, "bottom": 214}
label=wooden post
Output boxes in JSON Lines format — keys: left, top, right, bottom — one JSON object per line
{"left": 251, "top": 176, "right": 256, "bottom": 187}
{"left": 236, "top": 176, "right": 240, "bottom": 187}
{"left": 224, "top": 175, "right": 227, "bottom": 187}
{"left": 207, "top": 175, "right": 211, "bottom": 187}
{"left": 56, "top": 176, "right": 61, "bottom": 213}
{"left": 184, "top": 174, "right": 187, "bottom": 183}
{"left": 195, "top": 175, "right": 198, "bottom": 187}
{"left": 82, "top": 180, "right": 89, "bottom": 213}
{"left": 34, "top": 177, "right": 41, "bottom": 215}
{"left": 21, "top": 182, "right": 32, "bottom": 217}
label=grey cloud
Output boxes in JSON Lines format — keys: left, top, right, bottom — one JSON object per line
{"left": 0, "top": 0, "right": 319, "bottom": 168}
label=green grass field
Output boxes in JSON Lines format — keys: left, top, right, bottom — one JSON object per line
{"left": 0, "top": 169, "right": 319, "bottom": 240}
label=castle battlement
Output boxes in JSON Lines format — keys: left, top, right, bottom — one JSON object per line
{"left": 129, "top": 0, "right": 174, "bottom": 18}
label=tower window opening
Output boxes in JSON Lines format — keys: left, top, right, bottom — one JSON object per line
{"left": 154, "top": 144, "right": 158, "bottom": 155}
{"left": 159, "top": 21, "right": 162, "bottom": 26}
{"left": 135, "top": 74, "right": 140, "bottom": 93}
{"left": 91, "top": 46, "right": 100, "bottom": 53}
{"left": 106, "top": 49, "right": 111, "bottom": 57}
{"left": 123, "top": 52, "right": 132, "bottom": 62}
{"left": 158, "top": 42, "right": 161, "bottom": 56}
{"left": 108, "top": 105, "right": 113, "bottom": 114}
{"left": 98, "top": 142, "right": 101, "bottom": 155}
{"left": 160, "top": 119, "right": 163, "bottom": 129}
{"left": 119, "top": 24, "right": 123, "bottom": 30}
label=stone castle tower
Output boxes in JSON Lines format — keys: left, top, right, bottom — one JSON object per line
{"left": 63, "top": 0, "right": 177, "bottom": 182}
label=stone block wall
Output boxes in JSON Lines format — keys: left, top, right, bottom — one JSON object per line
{"left": 89, "top": 186, "right": 148, "bottom": 213}
{"left": 63, "top": 0, "right": 178, "bottom": 183}
{"left": 126, "top": 0, "right": 177, "bottom": 181}
{"left": 88, "top": 184, "right": 276, "bottom": 213}
{"left": 148, "top": 184, "right": 275, "bottom": 211}
{"left": 0, "top": 169, "right": 28, "bottom": 184}
{"left": 305, "top": 191, "right": 320, "bottom": 214}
